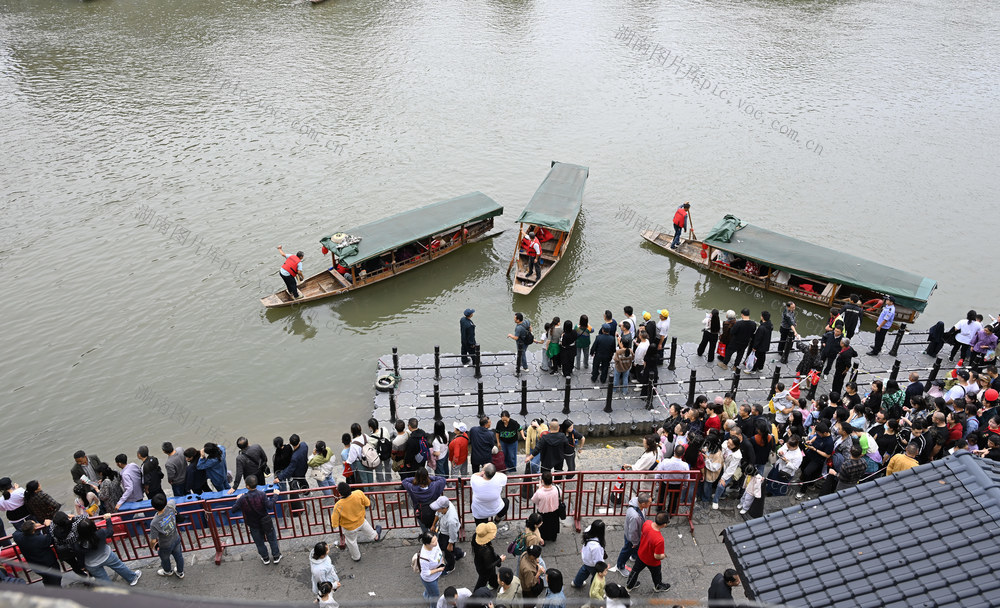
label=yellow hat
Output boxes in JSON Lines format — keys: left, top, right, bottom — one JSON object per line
{"left": 475, "top": 522, "right": 497, "bottom": 544}
{"left": 642, "top": 311, "right": 651, "bottom": 321}
{"left": 659, "top": 309, "right": 669, "bottom": 318}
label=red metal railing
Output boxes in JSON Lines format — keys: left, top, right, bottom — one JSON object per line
{"left": 0, "top": 469, "right": 699, "bottom": 583}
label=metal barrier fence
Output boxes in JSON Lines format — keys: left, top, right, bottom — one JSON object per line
{"left": 0, "top": 470, "right": 699, "bottom": 584}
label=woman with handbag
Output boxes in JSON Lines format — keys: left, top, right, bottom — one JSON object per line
{"left": 529, "top": 471, "right": 561, "bottom": 543}
{"left": 697, "top": 309, "right": 721, "bottom": 363}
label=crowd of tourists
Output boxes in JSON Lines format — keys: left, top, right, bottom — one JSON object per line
{"left": 1, "top": 303, "right": 996, "bottom": 606}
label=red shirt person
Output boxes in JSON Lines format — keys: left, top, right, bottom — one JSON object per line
{"left": 625, "top": 511, "right": 672, "bottom": 593}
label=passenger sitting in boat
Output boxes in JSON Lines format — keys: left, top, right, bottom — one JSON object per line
{"left": 536, "top": 226, "right": 555, "bottom": 243}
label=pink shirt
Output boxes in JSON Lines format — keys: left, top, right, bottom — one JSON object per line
{"left": 530, "top": 485, "right": 560, "bottom": 514}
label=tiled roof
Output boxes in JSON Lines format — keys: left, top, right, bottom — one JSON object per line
{"left": 722, "top": 452, "right": 1000, "bottom": 608}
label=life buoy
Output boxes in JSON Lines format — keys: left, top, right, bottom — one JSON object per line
{"left": 863, "top": 299, "right": 883, "bottom": 312}
{"left": 375, "top": 373, "right": 398, "bottom": 392}
{"left": 700, "top": 244, "right": 709, "bottom": 259}
{"left": 430, "top": 239, "right": 441, "bottom": 250}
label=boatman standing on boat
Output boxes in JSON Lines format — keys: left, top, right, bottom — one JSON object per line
{"left": 670, "top": 202, "right": 691, "bottom": 250}
{"left": 277, "top": 245, "right": 304, "bottom": 299}
{"left": 524, "top": 231, "right": 542, "bottom": 281}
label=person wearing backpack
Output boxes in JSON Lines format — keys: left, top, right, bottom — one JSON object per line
{"left": 367, "top": 418, "right": 394, "bottom": 483}
{"left": 507, "top": 313, "right": 534, "bottom": 372}
{"left": 614, "top": 492, "right": 651, "bottom": 575}
{"left": 346, "top": 424, "right": 374, "bottom": 486}
{"left": 402, "top": 418, "right": 431, "bottom": 481}
{"left": 448, "top": 422, "right": 470, "bottom": 478}
{"left": 402, "top": 469, "right": 447, "bottom": 534}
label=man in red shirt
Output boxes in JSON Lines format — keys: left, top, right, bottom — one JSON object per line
{"left": 625, "top": 511, "right": 672, "bottom": 592}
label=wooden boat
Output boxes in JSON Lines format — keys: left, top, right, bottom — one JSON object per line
{"left": 641, "top": 214, "right": 937, "bottom": 324}
{"left": 261, "top": 192, "right": 503, "bottom": 308}
{"left": 509, "top": 161, "right": 589, "bottom": 295}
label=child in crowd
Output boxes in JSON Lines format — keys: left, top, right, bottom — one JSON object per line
{"left": 586, "top": 561, "right": 608, "bottom": 607}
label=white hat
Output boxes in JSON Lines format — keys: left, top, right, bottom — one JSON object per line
{"left": 430, "top": 496, "right": 450, "bottom": 510}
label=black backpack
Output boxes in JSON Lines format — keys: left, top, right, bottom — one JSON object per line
{"left": 521, "top": 328, "right": 534, "bottom": 346}
{"left": 374, "top": 428, "right": 392, "bottom": 462}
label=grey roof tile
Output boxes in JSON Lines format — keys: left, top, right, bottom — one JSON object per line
{"left": 723, "top": 453, "right": 1000, "bottom": 608}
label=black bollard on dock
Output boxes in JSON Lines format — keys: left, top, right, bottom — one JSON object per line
{"left": 889, "top": 360, "right": 901, "bottom": 384}
{"left": 433, "top": 383, "right": 442, "bottom": 421}
{"left": 389, "top": 388, "right": 397, "bottom": 423}
{"left": 767, "top": 366, "right": 782, "bottom": 401}
{"left": 605, "top": 378, "right": 614, "bottom": 414}
{"left": 924, "top": 357, "right": 943, "bottom": 392}
{"left": 645, "top": 383, "right": 654, "bottom": 410}
{"left": 563, "top": 376, "right": 571, "bottom": 415}
{"left": 730, "top": 368, "right": 742, "bottom": 400}
{"left": 687, "top": 370, "right": 697, "bottom": 407}
{"left": 477, "top": 381, "right": 485, "bottom": 419}
{"left": 888, "top": 323, "right": 908, "bottom": 357}
{"left": 520, "top": 379, "right": 528, "bottom": 417}
{"left": 392, "top": 346, "right": 400, "bottom": 378}
{"left": 434, "top": 346, "right": 441, "bottom": 380}
{"left": 781, "top": 336, "right": 793, "bottom": 364}
{"left": 668, "top": 337, "right": 678, "bottom": 371}
{"left": 474, "top": 344, "right": 482, "bottom": 378}
{"left": 515, "top": 343, "right": 522, "bottom": 378}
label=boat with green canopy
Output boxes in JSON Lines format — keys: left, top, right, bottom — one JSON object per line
{"left": 641, "top": 214, "right": 937, "bottom": 323}
{"left": 261, "top": 192, "right": 503, "bottom": 308}
{"left": 509, "top": 161, "right": 589, "bottom": 295}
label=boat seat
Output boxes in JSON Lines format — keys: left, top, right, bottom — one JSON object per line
{"left": 329, "top": 271, "right": 351, "bottom": 288}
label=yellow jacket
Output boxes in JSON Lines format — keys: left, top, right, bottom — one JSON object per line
{"left": 330, "top": 490, "right": 370, "bottom": 531}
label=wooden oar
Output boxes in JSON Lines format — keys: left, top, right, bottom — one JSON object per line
{"left": 506, "top": 226, "right": 524, "bottom": 275}
{"left": 687, "top": 206, "right": 697, "bottom": 240}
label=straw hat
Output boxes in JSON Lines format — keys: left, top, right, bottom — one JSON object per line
{"left": 475, "top": 522, "right": 497, "bottom": 544}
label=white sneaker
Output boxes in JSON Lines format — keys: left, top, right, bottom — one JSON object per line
{"left": 607, "top": 566, "right": 618, "bottom": 573}
{"left": 156, "top": 568, "right": 174, "bottom": 577}
{"left": 712, "top": 502, "right": 719, "bottom": 510}
{"left": 795, "top": 493, "right": 805, "bottom": 500}
{"left": 739, "top": 508, "right": 747, "bottom": 515}
{"left": 130, "top": 570, "right": 142, "bottom": 586}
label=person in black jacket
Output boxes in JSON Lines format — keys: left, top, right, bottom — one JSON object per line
{"left": 727, "top": 309, "right": 757, "bottom": 371}
{"left": 460, "top": 309, "right": 478, "bottom": 365}
{"left": 471, "top": 522, "right": 505, "bottom": 591}
{"left": 708, "top": 569, "right": 742, "bottom": 607}
{"left": 840, "top": 294, "right": 863, "bottom": 339}
{"left": 749, "top": 311, "right": 773, "bottom": 372}
{"left": 231, "top": 438, "right": 269, "bottom": 492}
{"left": 528, "top": 428, "right": 568, "bottom": 473}
{"left": 183, "top": 448, "right": 212, "bottom": 494}
{"left": 831, "top": 338, "right": 858, "bottom": 395}
{"left": 468, "top": 417, "right": 496, "bottom": 474}
{"left": 13, "top": 521, "right": 61, "bottom": 587}
{"left": 137, "top": 446, "right": 164, "bottom": 500}
{"left": 590, "top": 324, "right": 617, "bottom": 384}
{"left": 402, "top": 418, "right": 431, "bottom": 479}
{"left": 820, "top": 327, "right": 844, "bottom": 376}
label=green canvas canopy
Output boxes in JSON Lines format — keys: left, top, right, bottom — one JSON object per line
{"left": 703, "top": 216, "right": 937, "bottom": 312}
{"left": 514, "top": 161, "right": 589, "bottom": 232}
{"left": 319, "top": 192, "right": 503, "bottom": 267}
